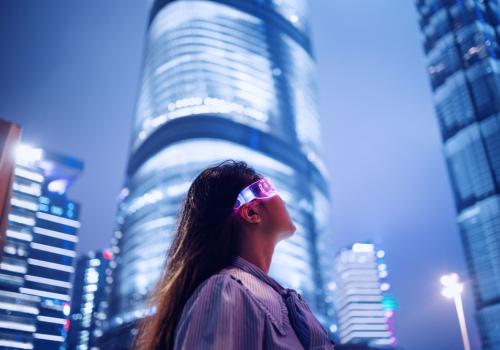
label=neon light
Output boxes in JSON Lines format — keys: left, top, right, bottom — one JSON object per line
{"left": 102, "top": 249, "right": 113, "bottom": 260}
{"left": 63, "top": 303, "right": 70, "bottom": 316}
{"left": 343, "top": 331, "right": 391, "bottom": 341}
{"left": 33, "top": 226, "right": 78, "bottom": 242}
{"left": 0, "top": 302, "right": 38, "bottom": 315}
{"left": 50, "top": 205, "right": 63, "bottom": 216}
{"left": 36, "top": 315, "right": 66, "bottom": 324}
{"left": 0, "top": 339, "right": 33, "bottom": 349}
{"left": 27, "top": 258, "right": 74, "bottom": 273}
{"left": 35, "top": 212, "right": 81, "bottom": 228}
{"left": 379, "top": 270, "right": 388, "bottom": 278}
{"left": 8, "top": 214, "right": 35, "bottom": 226}
{"left": 12, "top": 182, "right": 41, "bottom": 196}
{"left": 6, "top": 229, "right": 32, "bottom": 241}
{"left": 0, "top": 320, "right": 36, "bottom": 332}
{"left": 30, "top": 243, "right": 76, "bottom": 258}
{"left": 33, "top": 333, "right": 65, "bottom": 342}
{"left": 0, "top": 290, "right": 40, "bottom": 302}
{"left": 338, "top": 310, "right": 386, "bottom": 325}
{"left": 380, "top": 283, "right": 390, "bottom": 291}
{"left": 381, "top": 295, "right": 399, "bottom": 310}
{"left": 19, "top": 288, "right": 70, "bottom": 301}
{"left": 84, "top": 285, "right": 98, "bottom": 293}
{"left": 14, "top": 168, "right": 44, "bottom": 183}
{"left": 47, "top": 179, "right": 68, "bottom": 194}
{"left": 15, "top": 144, "right": 43, "bottom": 164}
{"left": 0, "top": 262, "right": 27, "bottom": 274}
{"left": 352, "top": 243, "right": 374, "bottom": 253}
{"left": 25, "top": 275, "right": 71, "bottom": 289}
{"left": 89, "top": 259, "right": 101, "bottom": 267}
{"left": 10, "top": 197, "right": 38, "bottom": 211}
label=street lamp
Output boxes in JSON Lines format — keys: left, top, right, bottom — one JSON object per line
{"left": 440, "top": 273, "right": 471, "bottom": 350}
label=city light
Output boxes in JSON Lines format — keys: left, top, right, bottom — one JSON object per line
{"left": 48, "top": 179, "right": 68, "bottom": 194}
{"left": 440, "top": 273, "right": 463, "bottom": 299}
{"left": 440, "top": 273, "right": 471, "bottom": 350}
{"left": 14, "top": 143, "right": 43, "bottom": 165}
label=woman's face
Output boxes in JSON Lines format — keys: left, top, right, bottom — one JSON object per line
{"left": 260, "top": 194, "right": 296, "bottom": 240}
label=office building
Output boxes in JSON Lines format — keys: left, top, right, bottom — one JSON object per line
{"left": 332, "top": 243, "right": 396, "bottom": 348}
{"left": 416, "top": 1, "right": 500, "bottom": 348}
{"left": 98, "top": 0, "right": 334, "bottom": 347}
{"left": 0, "top": 143, "right": 82, "bottom": 349}
{"left": 67, "top": 250, "right": 112, "bottom": 350}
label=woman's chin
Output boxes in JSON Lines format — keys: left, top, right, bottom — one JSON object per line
{"left": 280, "top": 225, "right": 296, "bottom": 240}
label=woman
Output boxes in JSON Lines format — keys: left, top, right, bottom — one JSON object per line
{"left": 134, "top": 160, "right": 335, "bottom": 350}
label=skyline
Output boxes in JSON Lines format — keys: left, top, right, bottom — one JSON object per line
{"left": 0, "top": 1, "right": 481, "bottom": 349}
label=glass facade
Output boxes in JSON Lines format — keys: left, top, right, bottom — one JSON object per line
{"left": 67, "top": 250, "right": 112, "bottom": 350}
{"left": 98, "top": 0, "right": 334, "bottom": 348}
{"left": 416, "top": 1, "right": 500, "bottom": 349}
{"left": 0, "top": 144, "right": 82, "bottom": 350}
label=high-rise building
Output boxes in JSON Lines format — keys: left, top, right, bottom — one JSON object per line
{"left": 67, "top": 249, "right": 112, "bottom": 350}
{"left": 98, "top": 0, "right": 334, "bottom": 348}
{"left": 416, "top": 1, "right": 500, "bottom": 348}
{"left": 0, "top": 143, "right": 82, "bottom": 350}
{"left": 332, "top": 243, "right": 397, "bottom": 348}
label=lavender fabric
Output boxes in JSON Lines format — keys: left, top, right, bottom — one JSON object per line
{"left": 173, "top": 255, "right": 335, "bottom": 349}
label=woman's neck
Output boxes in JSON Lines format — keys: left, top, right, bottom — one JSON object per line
{"left": 238, "top": 235, "right": 276, "bottom": 274}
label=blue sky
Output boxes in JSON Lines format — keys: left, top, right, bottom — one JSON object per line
{"left": 0, "top": 1, "right": 481, "bottom": 349}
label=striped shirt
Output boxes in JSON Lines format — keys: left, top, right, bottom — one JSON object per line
{"left": 173, "top": 256, "right": 335, "bottom": 349}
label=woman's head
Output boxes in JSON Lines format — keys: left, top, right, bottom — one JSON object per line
{"left": 134, "top": 159, "right": 295, "bottom": 350}
{"left": 234, "top": 177, "right": 296, "bottom": 242}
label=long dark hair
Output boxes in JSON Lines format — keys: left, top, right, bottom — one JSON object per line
{"left": 133, "top": 159, "right": 262, "bottom": 350}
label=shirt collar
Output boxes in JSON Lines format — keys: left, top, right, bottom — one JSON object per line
{"left": 231, "top": 255, "right": 286, "bottom": 293}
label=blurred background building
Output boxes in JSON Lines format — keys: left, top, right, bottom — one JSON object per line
{"left": 67, "top": 249, "right": 112, "bottom": 350}
{"left": 0, "top": 119, "right": 21, "bottom": 260}
{"left": 416, "top": 1, "right": 500, "bottom": 349}
{"left": 98, "top": 0, "right": 334, "bottom": 347}
{"left": 0, "top": 131, "right": 83, "bottom": 350}
{"left": 332, "top": 243, "right": 397, "bottom": 349}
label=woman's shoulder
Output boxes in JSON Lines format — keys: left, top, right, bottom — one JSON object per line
{"left": 181, "top": 271, "right": 259, "bottom": 315}
{"left": 217, "top": 266, "right": 289, "bottom": 336}
{"left": 174, "top": 272, "right": 268, "bottom": 349}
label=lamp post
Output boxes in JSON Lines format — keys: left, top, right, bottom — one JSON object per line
{"left": 440, "top": 273, "right": 471, "bottom": 350}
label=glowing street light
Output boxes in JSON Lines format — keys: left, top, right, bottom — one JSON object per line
{"left": 440, "top": 273, "right": 471, "bottom": 350}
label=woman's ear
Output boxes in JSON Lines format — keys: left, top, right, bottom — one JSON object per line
{"left": 238, "top": 202, "right": 262, "bottom": 224}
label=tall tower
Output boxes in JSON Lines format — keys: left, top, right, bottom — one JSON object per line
{"left": 332, "top": 243, "right": 397, "bottom": 348}
{"left": 416, "top": 1, "right": 500, "bottom": 349}
{"left": 67, "top": 249, "right": 112, "bottom": 350}
{"left": 99, "top": 0, "right": 334, "bottom": 348}
{"left": 0, "top": 143, "right": 82, "bottom": 350}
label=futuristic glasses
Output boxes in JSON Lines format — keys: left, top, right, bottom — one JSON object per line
{"left": 234, "top": 178, "right": 279, "bottom": 210}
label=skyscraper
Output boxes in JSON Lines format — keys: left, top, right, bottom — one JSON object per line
{"left": 67, "top": 250, "right": 112, "bottom": 350}
{"left": 0, "top": 143, "right": 82, "bottom": 350}
{"left": 98, "top": 0, "right": 334, "bottom": 347}
{"left": 416, "top": 1, "right": 500, "bottom": 348}
{"left": 332, "top": 243, "right": 397, "bottom": 348}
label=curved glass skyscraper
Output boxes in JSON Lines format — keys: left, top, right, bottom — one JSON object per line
{"left": 417, "top": 1, "right": 500, "bottom": 349}
{"left": 99, "top": 1, "right": 333, "bottom": 347}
